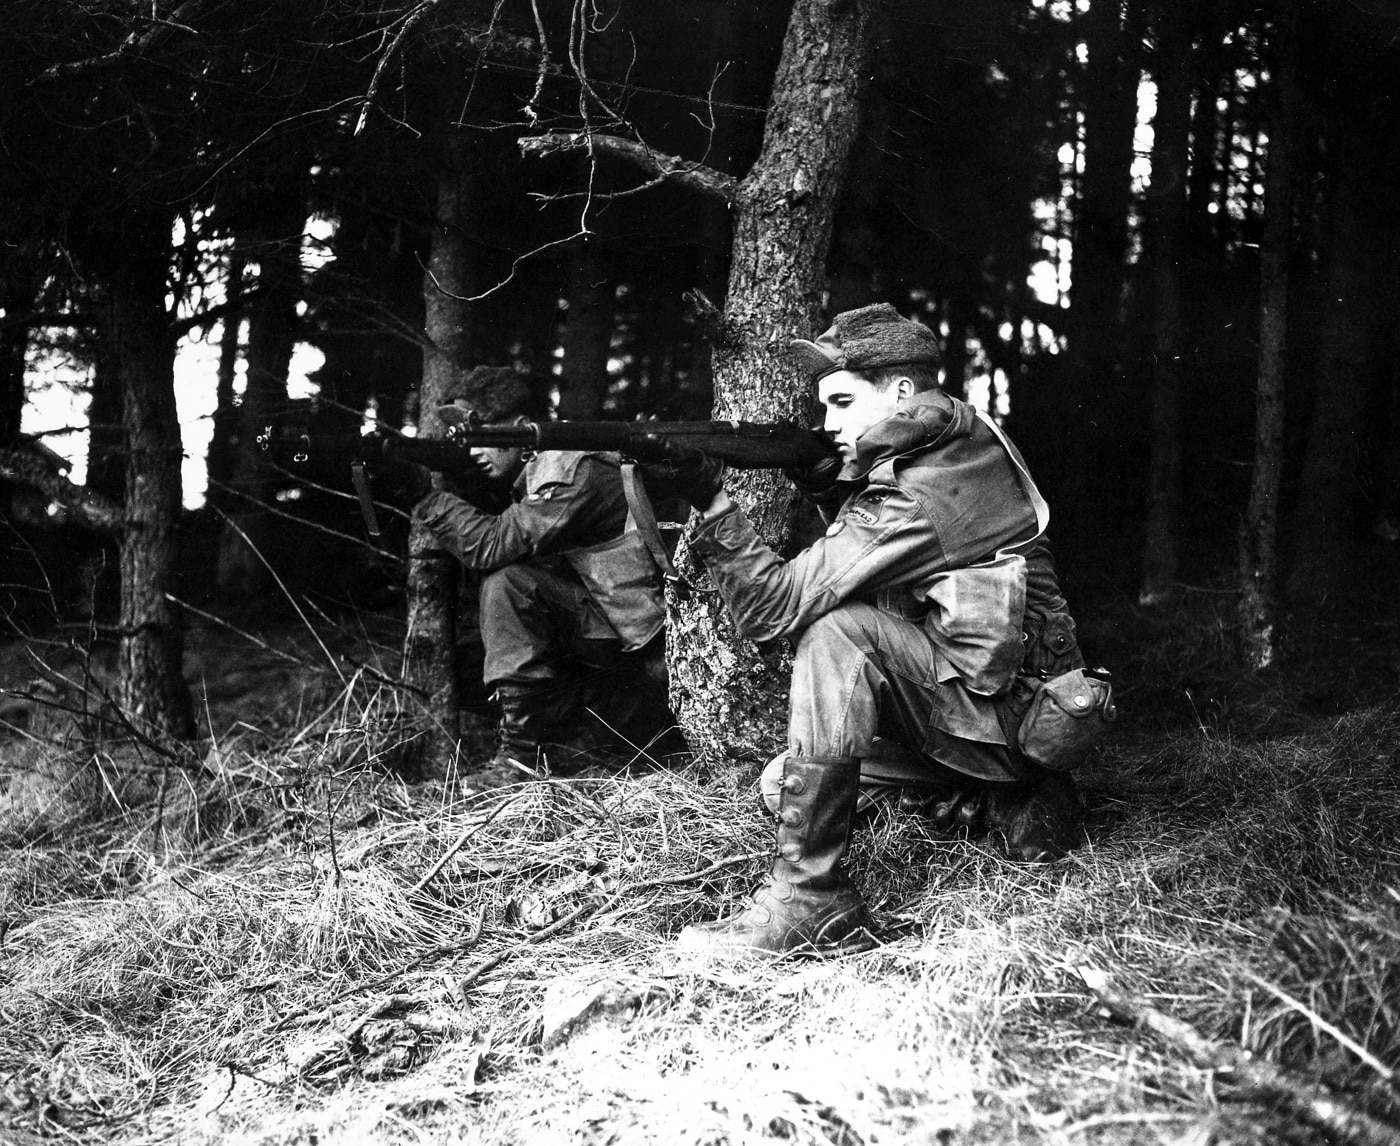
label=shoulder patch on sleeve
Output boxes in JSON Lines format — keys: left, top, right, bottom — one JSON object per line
{"left": 845, "top": 488, "right": 890, "bottom": 526}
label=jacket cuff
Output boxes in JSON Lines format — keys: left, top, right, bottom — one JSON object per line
{"left": 689, "top": 502, "right": 747, "bottom": 560}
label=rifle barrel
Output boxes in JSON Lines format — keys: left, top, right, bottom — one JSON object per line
{"left": 450, "top": 419, "right": 837, "bottom": 470}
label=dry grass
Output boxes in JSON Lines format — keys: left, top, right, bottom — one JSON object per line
{"left": 2, "top": 614, "right": 1400, "bottom": 1146}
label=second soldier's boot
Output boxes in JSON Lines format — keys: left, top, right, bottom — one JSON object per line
{"left": 981, "top": 770, "right": 1083, "bottom": 863}
{"left": 464, "top": 683, "right": 554, "bottom": 791}
{"left": 679, "top": 754, "right": 875, "bottom": 956}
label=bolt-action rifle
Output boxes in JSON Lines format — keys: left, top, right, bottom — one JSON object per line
{"left": 435, "top": 406, "right": 839, "bottom": 470}
{"left": 258, "top": 424, "right": 489, "bottom": 536}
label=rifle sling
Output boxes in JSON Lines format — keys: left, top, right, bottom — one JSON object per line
{"left": 620, "top": 462, "right": 688, "bottom": 595}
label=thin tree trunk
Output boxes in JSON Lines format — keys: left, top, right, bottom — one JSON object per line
{"left": 109, "top": 210, "right": 195, "bottom": 739}
{"left": 1185, "top": 1, "right": 1226, "bottom": 239}
{"left": 217, "top": 202, "right": 302, "bottom": 601}
{"left": 1286, "top": 102, "right": 1371, "bottom": 608}
{"left": 556, "top": 233, "right": 612, "bottom": 419}
{"left": 668, "top": 0, "right": 883, "bottom": 768}
{"left": 1138, "top": 0, "right": 1193, "bottom": 606}
{"left": 1060, "top": 0, "right": 1140, "bottom": 516}
{"left": 941, "top": 298, "right": 971, "bottom": 403}
{"left": 403, "top": 131, "right": 472, "bottom": 778}
{"left": 206, "top": 247, "right": 245, "bottom": 510}
{"left": 0, "top": 252, "right": 36, "bottom": 445}
{"left": 87, "top": 325, "right": 125, "bottom": 503}
{"left": 1238, "top": 2, "right": 1300, "bottom": 669}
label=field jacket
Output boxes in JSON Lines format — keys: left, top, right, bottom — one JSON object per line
{"left": 415, "top": 450, "right": 665, "bottom": 651}
{"left": 690, "top": 390, "right": 1067, "bottom": 705}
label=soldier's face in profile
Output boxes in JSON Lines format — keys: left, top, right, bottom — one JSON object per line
{"left": 471, "top": 443, "right": 525, "bottom": 482}
{"left": 454, "top": 402, "right": 528, "bottom": 482}
{"left": 818, "top": 369, "right": 905, "bottom": 458}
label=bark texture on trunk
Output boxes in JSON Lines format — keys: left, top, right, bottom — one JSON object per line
{"left": 1138, "top": 1, "right": 1192, "bottom": 607}
{"left": 110, "top": 211, "right": 195, "bottom": 739}
{"left": 1238, "top": 3, "right": 1300, "bottom": 669}
{"left": 403, "top": 132, "right": 472, "bottom": 776}
{"left": 668, "top": 0, "right": 882, "bottom": 768}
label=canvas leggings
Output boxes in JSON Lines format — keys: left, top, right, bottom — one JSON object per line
{"left": 787, "top": 602, "right": 1026, "bottom": 784}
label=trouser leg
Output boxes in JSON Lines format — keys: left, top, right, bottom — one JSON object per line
{"left": 786, "top": 604, "right": 1081, "bottom": 860}
{"left": 474, "top": 563, "right": 676, "bottom": 776}
{"left": 787, "top": 603, "right": 1019, "bottom": 780}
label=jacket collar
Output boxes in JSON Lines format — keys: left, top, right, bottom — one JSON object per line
{"left": 843, "top": 389, "right": 972, "bottom": 480}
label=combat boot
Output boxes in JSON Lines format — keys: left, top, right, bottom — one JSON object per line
{"left": 463, "top": 683, "right": 552, "bottom": 791}
{"left": 982, "top": 770, "right": 1082, "bottom": 862}
{"left": 679, "top": 754, "right": 876, "bottom": 957}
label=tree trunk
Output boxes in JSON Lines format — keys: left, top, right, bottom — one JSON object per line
{"left": 0, "top": 252, "right": 36, "bottom": 445}
{"left": 217, "top": 201, "right": 303, "bottom": 601}
{"left": 1238, "top": 3, "right": 1300, "bottom": 669}
{"left": 403, "top": 130, "right": 473, "bottom": 777}
{"left": 1285, "top": 92, "right": 1371, "bottom": 608}
{"left": 1138, "top": 1, "right": 1193, "bottom": 606}
{"left": 109, "top": 210, "right": 195, "bottom": 739}
{"left": 556, "top": 234, "right": 613, "bottom": 419}
{"left": 1060, "top": 0, "right": 1140, "bottom": 517}
{"left": 206, "top": 246, "right": 245, "bottom": 510}
{"left": 87, "top": 321, "right": 125, "bottom": 503}
{"left": 667, "top": 0, "right": 882, "bottom": 769}
{"left": 1185, "top": 0, "right": 1226, "bottom": 239}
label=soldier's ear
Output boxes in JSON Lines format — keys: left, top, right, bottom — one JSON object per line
{"left": 895, "top": 375, "right": 915, "bottom": 403}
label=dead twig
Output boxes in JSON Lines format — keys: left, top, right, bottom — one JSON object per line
{"left": 1077, "top": 964, "right": 1400, "bottom": 1146}
{"left": 456, "top": 850, "right": 766, "bottom": 993}
{"left": 211, "top": 506, "right": 347, "bottom": 684}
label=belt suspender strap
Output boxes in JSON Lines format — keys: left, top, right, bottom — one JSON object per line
{"left": 620, "top": 462, "right": 688, "bottom": 592}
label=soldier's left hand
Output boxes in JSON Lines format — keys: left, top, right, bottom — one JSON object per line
{"left": 631, "top": 435, "right": 725, "bottom": 511}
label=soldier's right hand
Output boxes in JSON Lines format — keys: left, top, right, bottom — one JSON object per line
{"left": 782, "top": 452, "right": 843, "bottom": 501}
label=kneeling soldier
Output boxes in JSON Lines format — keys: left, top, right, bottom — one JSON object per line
{"left": 414, "top": 367, "right": 680, "bottom": 789}
{"left": 641, "top": 304, "right": 1113, "bottom": 956}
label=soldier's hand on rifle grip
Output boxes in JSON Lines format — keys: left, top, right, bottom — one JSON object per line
{"left": 631, "top": 434, "right": 726, "bottom": 512}
{"left": 376, "top": 456, "right": 435, "bottom": 505}
{"left": 783, "top": 452, "right": 843, "bottom": 501}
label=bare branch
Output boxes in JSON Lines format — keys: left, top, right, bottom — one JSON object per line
{"left": 518, "top": 132, "right": 736, "bottom": 203}
{"left": 421, "top": 231, "right": 584, "bottom": 304}
{"left": 170, "top": 285, "right": 268, "bottom": 340}
{"left": 354, "top": 0, "right": 448, "bottom": 136}
{"left": 30, "top": 0, "right": 204, "bottom": 86}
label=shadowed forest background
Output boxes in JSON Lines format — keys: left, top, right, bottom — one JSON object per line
{"left": 2, "top": 2, "right": 1400, "bottom": 1143}
{"left": 1, "top": 0, "right": 1398, "bottom": 737}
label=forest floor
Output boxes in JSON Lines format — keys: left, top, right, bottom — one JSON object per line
{"left": 2, "top": 536, "right": 1399, "bottom": 1146}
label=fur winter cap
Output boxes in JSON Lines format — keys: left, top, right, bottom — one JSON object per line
{"left": 441, "top": 367, "right": 545, "bottom": 422}
{"left": 789, "top": 302, "right": 942, "bottom": 382}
